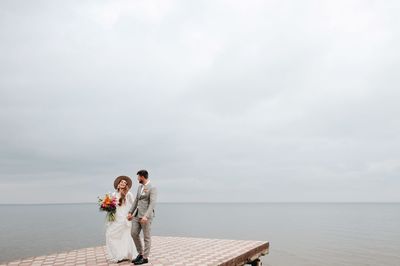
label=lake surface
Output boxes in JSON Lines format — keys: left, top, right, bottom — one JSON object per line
{"left": 0, "top": 203, "right": 399, "bottom": 265}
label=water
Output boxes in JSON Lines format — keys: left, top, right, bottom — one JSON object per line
{"left": 0, "top": 203, "right": 399, "bottom": 265}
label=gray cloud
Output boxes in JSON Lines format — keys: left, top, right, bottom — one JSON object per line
{"left": 1, "top": 0, "right": 400, "bottom": 203}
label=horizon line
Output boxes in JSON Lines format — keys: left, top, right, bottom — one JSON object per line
{"left": 0, "top": 201, "right": 399, "bottom": 205}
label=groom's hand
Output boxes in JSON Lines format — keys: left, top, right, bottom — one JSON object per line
{"left": 127, "top": 213, "right": 133, "bottom": 221}
{"left": 140, "top": 216, "right": 148, "bottom": 224}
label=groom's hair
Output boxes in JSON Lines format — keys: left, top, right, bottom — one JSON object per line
{"left": 137, "top": 170, "right": 149, "bottom": 179}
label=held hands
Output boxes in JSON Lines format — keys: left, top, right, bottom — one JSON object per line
{"left": 126, "top": 213, "right": 148, "bottom": 223}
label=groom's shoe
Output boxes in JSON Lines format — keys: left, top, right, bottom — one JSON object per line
{"left": 132, "top": 254, "right": 143, "bottom": 264}
{"left": 133, "top": 257, "right": 148, "bottom": 265}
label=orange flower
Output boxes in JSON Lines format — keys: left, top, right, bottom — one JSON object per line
{"left": 104, "top": 197, "right": 111, "bottom": 205}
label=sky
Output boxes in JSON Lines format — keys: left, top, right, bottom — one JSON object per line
{"left": 0, "top": 0, "right": 399, "bottom": 203}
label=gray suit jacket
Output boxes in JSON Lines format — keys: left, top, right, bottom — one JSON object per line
{"left": 129, "top": 182, "right": 157, "bottom": 219}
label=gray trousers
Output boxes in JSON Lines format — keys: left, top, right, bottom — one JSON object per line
{"left": 131, "top": 217, "right": 152, "bottom": 258}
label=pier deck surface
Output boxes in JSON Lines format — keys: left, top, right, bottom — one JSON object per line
{"left": 2, "top": 236, "right": 269, "bottom": 266}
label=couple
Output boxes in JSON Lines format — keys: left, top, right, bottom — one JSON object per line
{"left": 105, "top": 169, "right": 157, "bottom": 265}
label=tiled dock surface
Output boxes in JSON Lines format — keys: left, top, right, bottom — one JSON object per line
{"left": 2, "top": 236, "right": 269, "bottom": 266}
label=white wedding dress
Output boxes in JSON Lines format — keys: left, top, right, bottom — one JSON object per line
{"left": 105, "top": 191, "right": 135, "bottom": 262}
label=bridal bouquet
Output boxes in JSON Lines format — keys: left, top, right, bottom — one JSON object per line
{"left": 98, "top": 193, "right": 117, "bottom": 222}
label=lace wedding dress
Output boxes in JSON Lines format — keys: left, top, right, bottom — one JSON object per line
{"left": 105, "top": 191, "right": 135, "bottom": 262}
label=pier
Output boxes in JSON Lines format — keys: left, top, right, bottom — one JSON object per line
{"left": 2, "top": 236, "right": 269, "bottom": 266}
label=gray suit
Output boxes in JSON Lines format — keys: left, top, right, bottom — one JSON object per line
{"left": 129, "top": 182, "right": 157, "bottom": 258}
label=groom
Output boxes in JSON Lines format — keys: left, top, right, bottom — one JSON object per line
{"left": 127, "top": 170, "right": 157, "bottom": 265}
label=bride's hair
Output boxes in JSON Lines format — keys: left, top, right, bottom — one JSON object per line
{"left": 117, "top": 185, "right": 129, "bottom": 206}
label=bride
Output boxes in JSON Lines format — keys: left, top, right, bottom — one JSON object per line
{"left": 105, "top": 175, "right": 135, "bottom": 263}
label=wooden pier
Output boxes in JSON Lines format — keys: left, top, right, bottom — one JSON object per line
{"left": 2, "top": 236, "right": 269, "bottom": 266}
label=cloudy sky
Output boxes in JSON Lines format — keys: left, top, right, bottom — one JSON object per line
{"left": 1, "top": 0, "right": 399, "bottom": 203}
